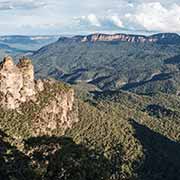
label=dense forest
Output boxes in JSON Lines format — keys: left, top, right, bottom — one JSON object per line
{"left": 0, "top": 33, "right": 180, "bottom": 180}
{"left": 1, "top": 87, "right": 180, "bottom": 179}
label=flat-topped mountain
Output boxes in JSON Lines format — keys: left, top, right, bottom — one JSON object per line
{"left": 32, "top": 32, "right": 180, "bottom": 94}
{"left": 58, "top": 33, "right": 180, "bottom": 44}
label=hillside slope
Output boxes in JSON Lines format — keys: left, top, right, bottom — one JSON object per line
{"left": 31, "top": 33, "right": 180, "bottom": 94}
{"left": 1, "top": 32, "right": 180, "bottom": 179}
{"left": 0, "top": 82, "right": 180, "bottom": 180}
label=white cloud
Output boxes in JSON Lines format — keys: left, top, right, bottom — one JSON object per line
{"left": 0, "top": 0, "right": 180, "bottom": 35}
{"left": 87, "top": 14, "right": 101, "bottom": 27}
{"left": 110, "top": 15, "right": 124, "bottom": 28}
{"left": 0, "top": 0, "right": 47, "bottom": 10}
{"left": 128, "top": 2, "right": 180, "bottom": 32}
{"left": 75, "top": 14, "right": 124, "bottom": 30}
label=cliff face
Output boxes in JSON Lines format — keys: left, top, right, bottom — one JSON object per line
{"left": 0, "top": 56, "right": 78, "bottom": 136}
{"left": 33, "top": 81, "right": 78, "bottom": 136}
{"left": 81, "top": 34, "right": 152, "bottom": 43}
{"left": 0, "top": 56, "right": 35, "bottom": 109}
{"left": 58, "top": 33, "right": 180, "bottom": 44}
{"left": 17, "top": 57, "right": 36, "bottom": 98}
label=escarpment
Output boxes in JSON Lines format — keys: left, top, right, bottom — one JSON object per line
{"left": 0, "top": 56, "right": 78, "bottom": 137}
{"left": 58, "top": 33, "right": 180, "bottom": 44}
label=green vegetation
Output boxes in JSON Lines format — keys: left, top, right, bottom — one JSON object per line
{"left": 66, "top": 89, "right": 180, "bottom": 179}
{"left": 1, "top": 82, "right": 180, "bottom": 179}
{"left": 0, "top": 80, "right": 71, "bottom": 139}
{"left": 32, "top": 39, "right": 180, "bottom": 94}
{"left": 1, "top": 34, "right": 180, "bottom": 179}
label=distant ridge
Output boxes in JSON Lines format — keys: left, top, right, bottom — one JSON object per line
{"left": 31, "top": 31, "right": 180, "bottom": 93}
{"left": 58, "top": 33, "right": 180, "bottom": 44}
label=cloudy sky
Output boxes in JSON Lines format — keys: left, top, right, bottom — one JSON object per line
{"left": 0, "top": 0, "right": 180, "bottom": 35}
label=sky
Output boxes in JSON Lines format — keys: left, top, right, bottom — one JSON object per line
{"left": 0, "top": 0, "right": 180, "bottom": 35}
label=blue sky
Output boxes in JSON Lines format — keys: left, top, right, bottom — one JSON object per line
{"left": 0, "top": 0, "right": 180, "bottom": 35}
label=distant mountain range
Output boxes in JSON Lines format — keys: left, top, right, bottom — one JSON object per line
{"left": 58, "top": 33, "right": 180, "bottom": 44}
{"left": 0, "top": 35, "right": 59, "bottom": 62}
{"left": 1, "top": 32, "right": 180, "bottom": 94}
{"left": 0, "top": 35, "right": 57, "bottom": 54}
{"left": 0, "top": 35, "right": 58, "bottom": 44}
{"left": 31, "top": 32, "right": 180, "bottom": 95}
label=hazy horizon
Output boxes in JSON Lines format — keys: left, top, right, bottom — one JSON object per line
{"left": 0, "top": 30, "right": 179, "bottom": 37}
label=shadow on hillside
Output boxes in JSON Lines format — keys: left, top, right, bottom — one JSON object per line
{"left": 61, "top": 68, "right": 89, "bottom": 83}
{"left": 164, "top": 55, "right": 180, "bottom": 65}
{"left": 121, "top": 72, "right": 173, "bottom": 91}
{"left": 25, "top": 136, "right": 111, "bottom": 180}
{"left": 0, "top": 130, "right": 33, "bottom": 180}
{"left": 130, "top": 119, "right": 180, "bottom": 180}
{"left": 144, "top": 104, "right": 179, "bottom": 119}
{"left": 0, "top": 132, "right": 113, "bottom": 180}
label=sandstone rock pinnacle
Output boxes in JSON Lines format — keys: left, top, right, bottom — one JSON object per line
{"left": 0, "top": 56, "right": 78, "bottom": 136}
{"left": 0, "top": 56, "right": 37, "bottom": 109}
{"left": 17, "top": 57, "right": 36, "bottom": 99}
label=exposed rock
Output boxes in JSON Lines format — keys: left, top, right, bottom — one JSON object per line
{"left": 58, "top": 33, "right": 180, "bottom": 44}
{"left": 35, "top": 79, "right": 44, "bottom": 92}
{"left": 0, "top": 56, "right": 37, "bottom": 109}
{"left": 0, "top": 56, "right": 78, "bottom": 136}
{"left": 80, "top": 33, "right": 175, "bottom": 43}
{"left": 33, "top": 86, "right": 78, "bottom": 136}
{"left": 17, "top": 57, "right": 35, "bottom": 98}
{"left": 81, "top": 34, "right": 150, "bottom": 43}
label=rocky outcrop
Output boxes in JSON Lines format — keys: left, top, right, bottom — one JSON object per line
{"left": 58, "top": 33, "right": 180, "bottom": 44}
{"left": 17, "top": 57, "right": 36, "bottom": 98}
{"left": 0, "top": 56, "right": 36, "bottom": 109}
{"left": 81, "top": 33, "right": 180, "bottom": 43}
{"left": 0, "top": 56, "right": 78, "bottom": 136}
{"left": 81, "top": 34, "right": 150, "bottom": 43}
{"left": 33, "top": 84, "right": 78, "bottom": 136}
